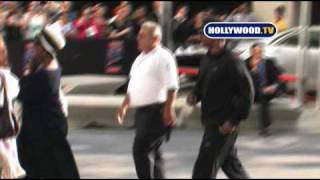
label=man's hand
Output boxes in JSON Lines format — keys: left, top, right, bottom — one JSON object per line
{"left": 219, "top": 121, "right": 236, "bottom": 135}
{"left": 263, "top": 85, "right": 276, "bottom": 95}
{"left": 186, "top": 93, "right": 197, "bottom": 106}
{"left": 163, "top": 107, "right": 175, "bottom": 142}
{"left": 116, "top": 95, "right": 130, "bottom": 126}
{"left": 164, "top": 90, "right": 177, "bottom": 142}
{"left": 116, "top": 105, "right": 127, "bottom": 126}
{"left": 22, "top": 69, "right": 30, "bottom": 76}
{"left": 163, "top": 107, "right": 176, "bottom": 127}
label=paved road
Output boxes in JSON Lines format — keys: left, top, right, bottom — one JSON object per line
{"left": 68, "top": 127, "right": 320, "bottom": 179}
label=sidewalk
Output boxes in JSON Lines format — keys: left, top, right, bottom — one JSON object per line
{"left": 62, "top": 75, "right": 320, "bottom": 178}
{"left": 68, "top": 118, "right": 320, "bottom": 178}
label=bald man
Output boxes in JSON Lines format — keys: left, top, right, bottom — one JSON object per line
{"left": 117, "top": 21, "right": 179, "bottom": 179}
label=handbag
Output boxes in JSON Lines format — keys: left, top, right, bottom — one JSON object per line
{"left": 0, "top": 73, "right": 20, "bottom": 139}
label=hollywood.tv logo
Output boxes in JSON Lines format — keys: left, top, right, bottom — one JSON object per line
{"left": 203, "top": 22, "right": 277, "bottom": 39}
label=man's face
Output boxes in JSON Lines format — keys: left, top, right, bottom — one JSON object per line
{"left": 201, "top": 34, "right": 224, "bottom": 54}
{"left": 274, "top": 11, "right": 282, "bottom": 20}
{"left": 62, "top": 1, "right": 71, "bottom": 12}
{"left": 251, "top": 46, "right": 263, "bottom": 60}
{"left": 137, "top": 28, "right": 154, "bottom": 52}
{"left": 136, "top": 8, "right": 145, "bottom": 19}
{"left": 153, "top": 1, "right": 161, "bottom": 12}
{"left": 118, "top": 6, "right": 129, "bottom": 19}
{"left": 82, "top": 8, "right": 91, "bottom": 19}
{"left": 94, "top": 7, "right": 105, "bottom": 18}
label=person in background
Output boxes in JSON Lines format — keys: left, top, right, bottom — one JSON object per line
{"left": 117, "top": 21, "right": 179, "bottom": 179}
{"left": 131, "top": 6, "right": 148, "bottom": 37}
{"left": 149, "top": 1, "right": 162, "bottom": 23}
{"left": 185, "top": 11, "right": 204, "bottom": 45}
{"left": 91, "top": 4, "right": 108, "bottom": 39}
{"left": 17, "top": 24, "right": 80, "bottom": 178}
{"left": 112, "top": 5, "right": 143, "bottom": 95}
{"left": 202, "top": 8, "right": 214, "bottom": 20}
{"left": 108, "top": 3, "right": 134, "bottom": 75}
{"left": 172, "top": 5, "right": 189, "bottom": 49}
{"left": 173, "top": 5, "right": 188, "bottom": 26}
{"left": 108, "top": 4, "right": 132, "bottom": 40}
{"left": 0, "top": 34, "right": 26, "bottom": 179}
{"left": 273, "top": 5, "right": 288, "bottom": 33}
{"left": 4, "top": 9, "right": 24, "bottom": 42}
{"left": 43, "top": 1, "right": 61, "bottom": 21}
{"left": 73, "top": 5, "right": 93, "bottom": 39}
{"left": 57, "top": 11, "right": 74, "bottom": 38}
{"left": 21, "top": 1, "right": 48, "bottom": 41}
{"left": 225, "top": 2, "right": 256, "bottom": 22}
{"left": 55, "top": 1, "right": 76, "bottom": 38}
{"left": 245, "top": 43, "right": 286, "bottom": 137}
{"left": 61, "top": 1, "right": 77, "bottom": 23}
{"left": 109, "top": 4, "right": 122, "bottom": 25}
{"left": 0, "top": 1, "right": 19, "bottom": 35}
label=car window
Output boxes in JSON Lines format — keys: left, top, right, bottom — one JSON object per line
{"left": 269, "top": 28, "right": 299, "bottom": 45}
{"left": 273, "top": 29, "right": 320, "bottom": 48}
{"left": 309, "top": 31, "right": 320, "bottom": 48}
{"left": 269, "top": 33, "right": 288, "bottom": 44}
{"left": 279, "top": 35, "right": 298, "bottom": 46}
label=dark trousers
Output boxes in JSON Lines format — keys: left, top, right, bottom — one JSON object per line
{"left": 192, "top": 125, "right": 248, "bottom": 179}
{"left": 258, "top": 94, "right": 273, "bottom": 132}
{"left": 133, "top": 103, "right": 167, "bottom": 179}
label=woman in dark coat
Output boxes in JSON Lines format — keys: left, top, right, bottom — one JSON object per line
{"left": 17, "top": 24, "right": 80, "bottom": 178}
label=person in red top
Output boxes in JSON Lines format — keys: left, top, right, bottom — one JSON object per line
{"left": 90, "top": 4, "right": 108, "bottom": 39}
{"left": 73, "top": 6, "right": 93, "bottom": 39}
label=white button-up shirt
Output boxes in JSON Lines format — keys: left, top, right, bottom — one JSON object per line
{"left": 127, "top": 45, "right": 179, "bottom": 107}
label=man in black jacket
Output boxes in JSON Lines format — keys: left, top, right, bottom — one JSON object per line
{"left": 187, "top": 17, "right": 254, "bottom": 179}
{"left": 245, "top": 43, "right": 285, "bottom": 137}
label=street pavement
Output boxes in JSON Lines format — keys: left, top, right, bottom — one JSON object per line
{"left": 62, "top": 75, "right": 320, "bottom": 178}
{"left": 68, "top": 106, "right": 320, "bottom": 179}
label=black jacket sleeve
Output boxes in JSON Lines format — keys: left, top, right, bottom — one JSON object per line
{"left": 191, "top": 57, "right": 209, "bottom": 103}
{"left": 229, "top": 57, "right": 255, "bottom": 126}
{"left": 266, "top": 58, "right": 287, "bottom": 95}
{"left": 266, "top": 58, "right": 279, "bottom": 84}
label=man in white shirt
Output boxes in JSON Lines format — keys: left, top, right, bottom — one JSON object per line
{"left": 117, "top": 21, "right": 179, "bottom": 179}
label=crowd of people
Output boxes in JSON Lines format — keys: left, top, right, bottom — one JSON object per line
{"left": 0, "top": 1, "right": 163, "bottom": 42}
{"left": 0, "top": 1, "right": 288, "bottom": 46}
{"left": 0, "top": 1, "right": 289, "bottom": 74}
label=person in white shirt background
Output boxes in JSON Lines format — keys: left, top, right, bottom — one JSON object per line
{"left": 0, "top": 35, "right": 25, "bottom": 179}
{"left": 117, "top": 21, "right": 179, "bottom": 179}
